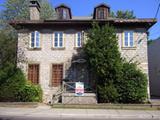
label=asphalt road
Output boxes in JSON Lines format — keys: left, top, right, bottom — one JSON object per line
{"left": 0, "top": 117, "right": 159, "bottom": 120}
{"left": 0, "top": 106, "right": 160, "bottom": 120}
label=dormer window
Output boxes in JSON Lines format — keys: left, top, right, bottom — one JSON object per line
{"left": 55, "top": 4, "right": 72, "bottom": 20}
{"left": 98, "top": 8, "right": 105, "bottom": 19}
{"left": 62, "top": 9, "right": 67, "bottom": 19}
{"left": 93, "top": 3, "right": 110, "bottom": 19}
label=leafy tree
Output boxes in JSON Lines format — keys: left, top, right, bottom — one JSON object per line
{"left": 84, "top": 23, "right": 122, "bottom": 103}
{"left": 84, "top": 23, "right": 148, "bottom": 103}
{"left": 110, "top": 10, "right": 136, "bottom": 19}
{"left": 1, "top": 0, "right": 55, "bottom": 20}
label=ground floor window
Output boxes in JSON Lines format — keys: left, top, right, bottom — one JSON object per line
{"left": 28, "top": 64, "right": 39, "bottom": 84}
{"left": 51, "top": 64, "right": 63, "bottom": 87}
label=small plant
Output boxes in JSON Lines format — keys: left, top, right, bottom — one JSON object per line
{"left": 16, "top": 82, "right": 42, "bottom": 102}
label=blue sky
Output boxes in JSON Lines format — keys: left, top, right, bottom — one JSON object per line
{"left": 0, "top": 0, "right": 159, "bottom": 40}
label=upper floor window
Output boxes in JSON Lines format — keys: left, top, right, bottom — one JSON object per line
{"left": 98, "top": 8, "right": 105, "bottom": 19}
{"left": 124, "top": 31, "right": 134, "bottom": 47}
{"left": 30, "top": 31, "right": 40, "bottom": 48}
{"left": 54, "top": 32, "right": 63, "bottom": 48}
{"left": 62, "top": 9, "right": 67, "bottom": 19}
{"left": 75, "top": 32, "right": 82, "bottom": 47}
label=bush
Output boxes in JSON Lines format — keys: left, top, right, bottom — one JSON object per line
{"left": 0, "top": 63, "right": 43, "bottom": 102}
{"left": 0, "top": 63, "right": 26, "bottom": 101}
{"left": 98, "top": 82, "right": 119, "bottom": 103}
{"left": 16, "top": 82, "right": 42, "bottom": 102}
{"left": 116, "top": 62, "right": 148, "bottom": 103}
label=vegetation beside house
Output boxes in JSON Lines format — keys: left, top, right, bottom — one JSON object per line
{"left": 0, "top": 0, "right": 54, "bottom": 102}
{"left": 84, "top": 23, "right": 148, "bottom": 103}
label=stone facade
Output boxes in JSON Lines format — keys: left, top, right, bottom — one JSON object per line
{"left": 17, "top": 28, "right": 149, "bottom": 103}
{"left": 12, "top": 1, "right": 156, "bottom": 103}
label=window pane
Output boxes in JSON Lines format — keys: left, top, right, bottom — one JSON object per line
{"left": 31, "top": 32, "right": 35, "bottom": 47}
{"left": 63, "top": 9, "right": 67, "bottom": 19}
{"left": 77, "top": 32, "right": 81, "bottom": 47}
{"left": 36, "top": 31, "right": 40, "bottom": 47}
{"left": 59, "top": 32, "right": 63, "bottom": 47}
{"left": 54, "top": 33, "right": 58, "bottom": 47}
{"left": 124, "top": 32, "right": 128, "bottom": 47}
{"left": 130, "top": 32, "right": 133, "bottom": 47}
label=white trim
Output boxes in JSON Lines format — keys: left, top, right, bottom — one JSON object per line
{"left": 30, "top": 31, "right": 41, "bottom": 48}
{"left": 123, "top": 30, "right": 134, "bottom": 47}
{"left": 75, "top": 32, "right": 82, "bottom": 47}
{"left": 53, "top": 32, "right": 64, "bottom": 48}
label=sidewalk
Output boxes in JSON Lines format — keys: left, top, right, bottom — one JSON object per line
{"left": 0, "top": 105, "right": 160, "bottom": 119}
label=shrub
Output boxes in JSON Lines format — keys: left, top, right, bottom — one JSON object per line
{"left": 16, "top": 82, "right": 42, "bottom": 102}
{"left": 98, "top": 82, "right": 119, "bottom": 103}
{"left": 0, "top": 63, "right": 26, "bottom": 101}
{"left": 116, "top": 62, "right": 148, "bottom": 103}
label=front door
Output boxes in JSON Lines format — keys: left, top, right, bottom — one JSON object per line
{"left": 52, "top": 64, "right": 63, "bottom": 87}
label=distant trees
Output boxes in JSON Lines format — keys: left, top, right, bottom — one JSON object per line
{"left": 111, "top": 10, "right": 136, "bottom": 19}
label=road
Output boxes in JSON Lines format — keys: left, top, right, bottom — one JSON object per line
{"left": 0, "top": 106, "right": 160, "bottom": 120}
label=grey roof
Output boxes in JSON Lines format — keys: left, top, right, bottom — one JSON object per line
{"left": 72, "top": 16, "right": 93, "bottom": 20}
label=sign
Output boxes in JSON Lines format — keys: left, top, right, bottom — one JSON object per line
{"left": 75, "top": 82, "right": 84, "bottom": 96}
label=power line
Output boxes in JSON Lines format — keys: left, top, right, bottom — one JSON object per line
{"left": 155, "top": 2, "right": 160, "bottom": 18}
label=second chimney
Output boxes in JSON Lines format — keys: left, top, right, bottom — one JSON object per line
{"left": 29, "top": 0, "right": 41, "bottom": 20}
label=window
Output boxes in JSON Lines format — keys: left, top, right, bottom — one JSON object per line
{"left": 30, "top": 31, "right": 40, "bottom": 48}
{"left": 124, "top": 31, "right": 134, "bottom": 47}
{"left": 51, "top": 64, "right": 63, "bottom": 87}
{"left": 98, "top": 8, "right": 104, "bottom": 19}
{"left": 62, "top": 9, "right": 67, "bottom": 19}
{"left": 75, "top": 32, "right": 82, "bottom": 47}
{"left": 28, "top": 64, "right": 39, "bottom": 84}
{"left": 54, "top": 32, "right": 63, "bottom": 48}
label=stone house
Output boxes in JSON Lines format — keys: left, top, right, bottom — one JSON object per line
{"left": 10, "top": 0, "right": 156, "bottom": 103}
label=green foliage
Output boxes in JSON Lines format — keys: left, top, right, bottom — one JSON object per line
{"left": 84, "top": 23, "right": 122, "bottom": 83}
{"left": 98, "top": 82, "right": 118, "bottom": 103}
{"left": 116, "top": 62, "right": 148, "bottom": 103}
{"left": 0, "top": 63, "right": 26, "bottom": 101}
{"left": 1, "top": 0, "right": 55, "bottom": 20}
{"left": 84, "top": 23, "right": 148, "bottom": 103}
{"left": 110, "top": 10, "right": 136, "bottom": 19}
{"left": 16, "top": 82, "right": 42, "bottom": 102}
{"left": 0, "top": 63, "right": 42, "bottom": 102}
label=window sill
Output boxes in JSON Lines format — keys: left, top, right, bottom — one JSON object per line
{"left": 51, "top": 47, "right": 65, "bottom": 50}
{"left": 74, "top": 47, "right": 82, "bottom": 50}
{"left": 121, "top": 47, "right": 136, "bottom": 50}
{"left": 28, "top": 48, "right": 42, "bottom": 51}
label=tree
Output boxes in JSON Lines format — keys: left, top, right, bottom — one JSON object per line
{"left": 1, "top": 0, "right": 55, "bottom": 20}
{"left": 84, "top": 23, "right": 147, "bottom": 103}
{"left": 110, "top": 10, "right": 136, "bottom": 19}
{"left": 83, "top": 23, "right": 122, "bottom": 103}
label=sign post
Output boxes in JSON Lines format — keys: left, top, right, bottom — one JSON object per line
{"left": 75, "top": 82, "right": 84, "bottom": 96}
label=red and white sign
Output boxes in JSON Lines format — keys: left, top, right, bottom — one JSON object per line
{"left": 75, "top": 82, "right": 84, "bottom": 96}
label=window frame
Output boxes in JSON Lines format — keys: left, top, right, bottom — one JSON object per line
{"left": 123, "top": 30, "right": 134, "bottom": 47}
{"left": 98, "top": 8, "right": 105, "bottom": 19}
{"left": 30, "top": 31, "right": 41, "bottom": 48}
{"left": 28, "top": 64, "right": 40, "bottom": 85}
{"left": 75, "top": 32, "right": 82, "bottom": 48}
{"left": 53, "top": 32, "right": 64, "bottom": 48}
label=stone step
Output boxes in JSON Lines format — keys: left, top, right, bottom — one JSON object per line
{"left": 62, "top": 93, "right": 97, "bottom": 104}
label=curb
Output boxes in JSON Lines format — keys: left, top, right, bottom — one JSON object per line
{"left": 0, "top": 102, "right": 39, "bottom": 108}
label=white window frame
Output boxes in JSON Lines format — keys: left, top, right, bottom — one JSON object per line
{"left": 53, "top": 32, "right": 64, "bottom": 48}
{"left": 123, "top": 31, "right": 134, "bottom": 47}
{"left": 75, "top": 32, "right": 82, "bottom": 48}
{"left": 30, "top": 31, "right": 40, "bottom": 48}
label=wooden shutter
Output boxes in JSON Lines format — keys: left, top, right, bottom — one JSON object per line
{"left": 52, "top": 64, "right": 63, "bottom": 87}
{"left": 28, "top": 64, "right": 39, "bottom": 84}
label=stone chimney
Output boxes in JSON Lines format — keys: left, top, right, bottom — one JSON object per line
{"left": 29, "top": 0, "right": 41, "bottom": 20}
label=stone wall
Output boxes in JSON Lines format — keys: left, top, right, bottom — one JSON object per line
{"left": 17, "top": 28, "right": 149, "bottom": 103}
